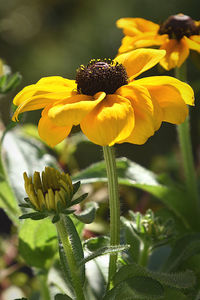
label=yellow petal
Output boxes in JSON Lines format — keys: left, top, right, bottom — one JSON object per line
{"left": 118, "top": 34, "right": 166, "bottom": 54}
{"left": 134, "top": 76, "right": 194, "bottom": 124}
{"left": 48, "top": 92, "right": 106, "bottom": 127}
{"left": 13, "top": 77, "right": 76, "bottom": 107}
{"left": 12, "top": 89, "right": 76, "bottom": 121}
{"left": 160, "top": 39, "right": 189, "bottom": 70}
{"left": 115, "top": 48, "right": 166, "bottom": 79}
{"left": 38, "top": 106, "right": 72, "bottom": 147}
{"left": 116, "top": 18, "right": 159, "bottom": 36}
{"left": 116, "top": 84, "right": 158, "bottom": 144}
{"left": 37, "top": 76, "right": 76, "bottom": 88}
{"left": 80, "top": 94, "right": 134, "bottom": 146}
{"left": 184, "top": 36, "right": 200, "bottom": 52}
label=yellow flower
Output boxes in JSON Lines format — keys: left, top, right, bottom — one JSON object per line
{"left": 117, "top": 14, "right": 200, "bottom": 70}
{"left": 12, "top": 49, "right": 194, "bottom": 147}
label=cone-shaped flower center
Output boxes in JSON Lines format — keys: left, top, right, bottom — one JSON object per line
{"left": 75, "top": 59, "right": 128, "bottom": 96}
{"left": 158, "top": 14, "right": 199, "bottom": 40}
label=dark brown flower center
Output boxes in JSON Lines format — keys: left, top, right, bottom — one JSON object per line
{"left": 75, "top": 59, "right": 128, "bottom": 96}
{"left": 158, "top": 14, "right": 199, "bottom": 40}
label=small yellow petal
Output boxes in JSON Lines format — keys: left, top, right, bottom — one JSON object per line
{"left": 80, "top": 94, "right": 134, "bottom": 146}
{"left": 116, "top": 17, "right": 159, "bottom": 36}
{"left": 48, "top": 92, "right": 106, "bottom": 127}
{"left": 116, "top": 84, "right": 157, "bottom": 144}
{"left": 48, "top": 189, "right": 55, "bottom": 211}
{"left": 184, "top": 36, "right": 200, "bottom": 52}
{"left": 38, "top": 106, "right": 72, "bottom": 147}
{"left": 115, "top": 48, "right": 166, "bottom": 79}
{"left": 160, "top": 39, "right": 189, "bottom": 70}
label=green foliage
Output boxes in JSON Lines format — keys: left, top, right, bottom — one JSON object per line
{"left": 1, "top": 129, "right": 59, "bottom": 205}
{"left": 72, "top": 157, "right": 196, "bottom": 229}
{"left": 104, "top": 276, "right": 164, "bottom": 300}
{"left": 162, "top": 233, "right": 200, "bottom": 272}
{"left": 19, "top": 218, "right": 57, "bottom": 269}
{"left": 114, "top": 262, "right": 196, "bottom": 289}
{"left": 0, "top": 72, "right": 21, "bottom": 93}
{"left": 55, "top": 295, "right": 73, "bottom": 300}
{"left": 81, "top": 244, "right": 129, "bottom": 266}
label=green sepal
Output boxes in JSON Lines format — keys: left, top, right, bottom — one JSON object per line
{"left": 72, "top": 181, "right": 81, "bottom": 195}
{"left": 73, "top": 202, "right": 98, "bottom": 224}
{"left": 52, "top": 214, "right": 60, "bottom": 224}
{"left": 62, "top": 208, "right": 76, "bottom": 215}
{"left": 19, "top": 212, "right": 48, "bottom": 220}
{"left": 18, "top": 203, "right": 32, "bottom": 208}
{"left": 68, "top": 193, "right": 88, "bottom": 207}
{"left": 56, "top": 200, "right": 67, "bottom": 213}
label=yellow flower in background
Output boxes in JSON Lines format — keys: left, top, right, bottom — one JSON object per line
{"left": 117, "top": 14, "right": 200, "bottom": 70}
{"left": 12, "top": 49, "right": 194, "bottom": 147}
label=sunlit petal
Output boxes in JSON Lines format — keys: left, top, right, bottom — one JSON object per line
{"left": 115, "top": 48, "right": 166, "bottom": 79}
{"left": 116, "top": 84, "right": 159, "bottom": 144}
{"left": 160, "top": 39, "right": 189, "bottom": 70}
{"left": 185, "top": 36, "right": 200, "bottom": 52}
{"left": 12, "top": 89, "right": 76, "bottom": 121}
{"left": 134, "top": 76, "right": 193, "bottom": 124}
{"left": 48, "top": 92, "right": 106, "bottom": 127}
{"left": 38, "top": 106, "right": 72, "bottom": 147}
{"left": 80, "top": 94, "right": 134, "bottom": 146}
{"left": 116, "top": 18, "right": 159, "bottom": 36}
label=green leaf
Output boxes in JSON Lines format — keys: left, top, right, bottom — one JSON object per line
{"left": 83, "top": 236, "right": 110, "bottom": 252}
{"left": 80, "top": 244, "right": 129, "bottom": 266}
{"left": 162, "top": 233, "right": 200, "bottom": 272}
{"left": 73, "top": 202, "right": 98, "bottom": 224}
{"left": 114, "top": 262, "right": 196, "bottom": 289}
{"left": 1, "top": 129, "right": 60, "bottom": 205}
{"left": 19, "top": 212, "right": 47, "bottom": 220}
{"left": 72, "top": 158, "right": 194, "bottom": 228}
{"left": 0, "top": 172, "right": 20, "bottom": 225}
{"left": 19, "top": 218, "right": 57, "bottom": 269}
{"left": 104, "top": 276, "right": 164, "bottom": 300}
{"left": 121, "top": 216, "right": 141, "bottom": 263}
{"left": 55, "top": 295, "right": 72, "bottom": 300}
{"left": 163, "top": 287, "right": 188, "bottom": 300}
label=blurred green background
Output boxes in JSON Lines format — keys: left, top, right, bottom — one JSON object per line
{"left": 0, "top": 0, "right": 200, "bottom": 172}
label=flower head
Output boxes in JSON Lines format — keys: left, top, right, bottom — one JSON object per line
{"left": 12, "top": 49, "right": 194, "bottom": 147}
{"left": 20, "top": 167, "right": 87, "bottom": 222}
{"left": 117, "top": 14, "right": 200, "bottom": 70}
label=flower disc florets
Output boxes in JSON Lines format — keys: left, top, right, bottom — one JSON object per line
{"left": 158, "top": 14, "right": 199, "bottom": 40}
{"left": 75, "top": 59, "right": 128, "bottom": 96}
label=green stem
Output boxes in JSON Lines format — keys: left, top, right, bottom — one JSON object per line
{"left": 38, "top": 273, "right": 51, "bottom": 300}
{"left": 138, "top": 241, "right": 149, "bottom": 267}
{"left": 56, "top": 216, "right": 85, "bottom": 300}
{"left": 103, "top": 146, "right": 120, "bottom": 288}
{"left": 175, "top": 65, "right": 200, "bottom": 217}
